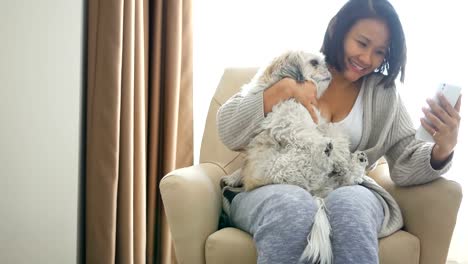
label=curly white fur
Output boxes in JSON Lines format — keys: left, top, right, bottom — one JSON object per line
{"left": 224, "top": 50, "right": 369, "bottom": 264}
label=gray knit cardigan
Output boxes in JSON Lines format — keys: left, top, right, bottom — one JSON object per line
{"left": 216, "top": 73, "right": 453, "bottom": 238}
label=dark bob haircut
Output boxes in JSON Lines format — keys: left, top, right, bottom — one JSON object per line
{"left": 321, "top": 0, "right": 407, "bottom": 88}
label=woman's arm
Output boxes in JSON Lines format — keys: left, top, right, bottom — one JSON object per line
{"left": 263, "top": 78, "right": 319, "bottom": 120}
{"left": 216, "top": 91, "right": 265, "bottom": 151}
{"left": 421, "top": 94, "right": 462, "bottom": 169}
{"left": 384, "top": 94, "right": 453, "bottom": 186}
{"left": 217, "top": 78, "right": 319, "bottom": 151}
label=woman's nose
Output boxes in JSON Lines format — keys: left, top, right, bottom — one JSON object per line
{"left": 359, "top": 50, "right": 373, "bottom": 65}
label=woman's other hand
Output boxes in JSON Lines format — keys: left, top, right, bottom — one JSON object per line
{"left": 263, "top": 78, "right": 320, "bottom": 123}
{"left": 420, "top": 93, "right": 462, "bottom": 163}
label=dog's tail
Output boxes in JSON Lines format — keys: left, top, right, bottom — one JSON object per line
{"left": 300, "top": 197, "right": 333, "bottom": 264}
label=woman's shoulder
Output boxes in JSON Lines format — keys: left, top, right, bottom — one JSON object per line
{"left": 364, "top": 73, "right": 398, "bottom": 97}
{"left": 361, "top": 73, "right": 402, "bottom": 113}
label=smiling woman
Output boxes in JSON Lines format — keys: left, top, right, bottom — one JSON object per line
{"left": 341, "top": 19, "right": 390, "bottom": 81}
{"left": 194, "top": 0, "right": 467, "bottom": 263}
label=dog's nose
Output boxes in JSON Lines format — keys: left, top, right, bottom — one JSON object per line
{"left": 324, "top": 142, "right": 333, "bottom": 157}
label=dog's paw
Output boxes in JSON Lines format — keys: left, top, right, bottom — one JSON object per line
{"left": 355, "top": 176, "right": 364, "bottom": 184}
{"left": 324, "top": 142, "right": 333, "bottom": 157}
{"left": 330, "top": 163, "right": 347, "bottom": 177}
{"left": 354, "top": 151, "right": 368, "bottom": 166}
{"left": 222, "top": 174, "right": 243, "bottom": 187}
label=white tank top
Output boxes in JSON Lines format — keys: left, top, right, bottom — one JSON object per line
{"left": 332, "top": 87, "right": 364, "bottom": 152}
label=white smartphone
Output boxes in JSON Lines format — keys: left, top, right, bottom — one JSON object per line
{"left": 415, "top": 83, "right": 462, "bottom": 142}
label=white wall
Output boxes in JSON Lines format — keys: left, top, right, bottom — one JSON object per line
{"left": 0, "top": 1, "right": 86, "bottom": 263}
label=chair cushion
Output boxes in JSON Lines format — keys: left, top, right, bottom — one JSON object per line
{"left": 205, "top": 227, "right": 419, "bottom": 264}
{"left": 379, "top": 230, "right": 420, "bottom": 264}
{"left": 205, "top": 228, "right": 256, "bottom": 264}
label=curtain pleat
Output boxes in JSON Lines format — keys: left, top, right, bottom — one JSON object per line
{"left": 134, "top": 0, "right": 148, "bottom": 263}
{"left": 147, "top": 0, "right": 193, "bottom": 262}
{"left": 86, "top": 0, "right": 192, "bottom": 263}
{"left": 86, "top": 0, "right": 124, "bottom": 263}
{"left": 146, "top": 0, "right": 163, "bottom": 261}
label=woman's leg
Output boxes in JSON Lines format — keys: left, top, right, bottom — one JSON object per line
{"left": 325, "top": 185, "right": 385, "bottom": 264}
{"left": 230, "top": 184, "right": 318, "bottom": 264}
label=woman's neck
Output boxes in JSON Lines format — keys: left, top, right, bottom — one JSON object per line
{"left": 329, "top": 67, "right": 359, "bottom": 89}
{"left": 318, "top": 69, "right": 363, "bottom": 122}
{"left": 328, "top": 68, "right": 360, "bottom": 92}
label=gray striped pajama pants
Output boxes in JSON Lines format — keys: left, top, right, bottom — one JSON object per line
{"left": 230, "top": 184, "right": 384, "bottom": 264}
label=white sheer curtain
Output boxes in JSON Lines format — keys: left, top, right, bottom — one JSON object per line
{"left": 194, "top": 1, "right": 467, "bottom": 263}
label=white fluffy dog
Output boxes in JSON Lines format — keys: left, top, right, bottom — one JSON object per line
{"left": 223, "top": 50, "right": 368, "bottom": 264}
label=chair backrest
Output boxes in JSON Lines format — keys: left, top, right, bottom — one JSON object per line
{"left": 200, "top": 67, "right": 258, "bottom": 175}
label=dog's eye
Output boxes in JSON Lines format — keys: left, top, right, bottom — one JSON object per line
{"left": 310, "top": 59, "right": 319, "bottom": 67}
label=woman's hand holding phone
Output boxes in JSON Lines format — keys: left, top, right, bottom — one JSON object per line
{"left": 416, "top": 83, "right": 462, "bottom": 162}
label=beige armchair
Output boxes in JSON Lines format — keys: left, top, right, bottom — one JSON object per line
{"left": 160, "top": 68, "right": 463, "bottom": 264}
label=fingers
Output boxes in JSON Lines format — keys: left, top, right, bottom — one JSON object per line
{"left": 427, "top": 94, "right": 462, "bottom": 132}
{"left": 306, "top": 81, "right": 319, "bottom": 105}
{"left": 298, "top": 81, "right": 318, "bottom": 104}
{"left": 426, "top": 98, "right": 452, "bottom": 125}
{"left": 455, "top": 94, "right": 462, "bottom": 112}
{"left": 420, "top": 117, "right": 436, "bottom": 135}
{"left": 421, "top": 95, "right": 461, "bottom": 159}
{"left": 303, "top": 82, "right": 318, "bottom": 123}
{"left": 437, "top": 93, "right": 461, "bottom": 122}
{"left": 422, "top": 107, "right": 445, "bottom": 131}
{"left": 306, "top": 104, "right": 319, "bottom": 124}
{"left": 288, "top": 80, "right": 319, "bottom": 122}
{"left": 310, "top": 94, "right": 318, "bottom": 107}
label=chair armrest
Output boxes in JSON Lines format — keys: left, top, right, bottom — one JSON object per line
{"left": 160, "top": 163, "right": 226, "bottom": 264}
{"left": 369, "top": 164, "right": 463, "bottom": 264}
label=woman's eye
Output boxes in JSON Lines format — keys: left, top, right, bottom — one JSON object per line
{"left": 357, "top": 41, "right": 366, "bottom": 47}
{"left": 376, "top": 50, "right": 386, "bottom": 56}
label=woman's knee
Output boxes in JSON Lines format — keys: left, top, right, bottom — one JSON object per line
{"left": 326, "top": 185, "right": 380, "bottom": 212}
{"left": 325, "top": 185, "right": 384, "bottom": 230}
{"left": 252, "top": 184, "right": 318, "bottom": 225}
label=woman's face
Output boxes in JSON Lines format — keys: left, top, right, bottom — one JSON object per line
{"left": 342, "top": 18, "right": 390, "bottom": 82}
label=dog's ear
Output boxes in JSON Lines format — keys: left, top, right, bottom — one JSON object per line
{"left": 260, "top": 52, "right": 289, "bottom": 83}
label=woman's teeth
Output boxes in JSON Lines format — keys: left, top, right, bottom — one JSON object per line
{"left": 350, "top": 60, "right": 365, "bottom": 71}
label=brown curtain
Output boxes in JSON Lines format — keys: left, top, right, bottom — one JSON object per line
{"left": 85, "top": 0, "right": 193, "bottom": 263}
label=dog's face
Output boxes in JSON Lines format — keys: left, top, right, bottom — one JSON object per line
{"left": 248, "top": 50, "right": 332, "bottom": 98}
{"left": 300, "top": 52, "right": 332, "bottom": 98}
{"left": 308, "top": 136, "right": 338, "bottom": 173}
{"left": 302, "top": 129, "right": 352, "bottom": 178}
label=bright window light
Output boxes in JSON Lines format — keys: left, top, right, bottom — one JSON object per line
{"left": 194, "top": 1, "right": 467, "bottom": 262}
